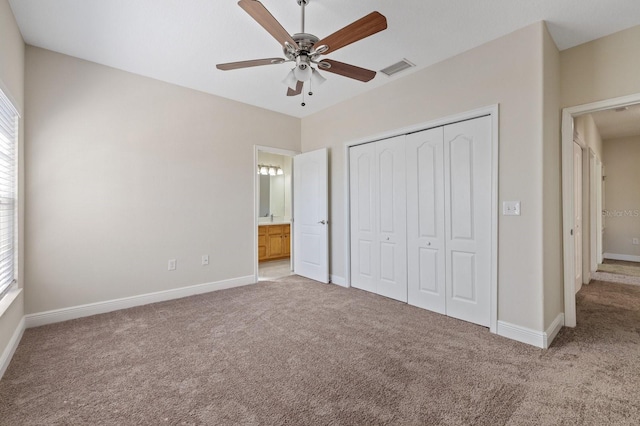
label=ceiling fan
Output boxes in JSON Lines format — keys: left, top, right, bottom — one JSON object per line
{"left": 216, "top": 0, "right": 387, "bottom": 105}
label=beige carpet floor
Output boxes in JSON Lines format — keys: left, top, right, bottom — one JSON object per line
{"left": 1, "top": 277, "right": 639, "bottom": 425}
{"left": 598, "top": 262, "right": 640, "bottom": 277}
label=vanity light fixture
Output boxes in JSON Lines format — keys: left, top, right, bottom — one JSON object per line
{"left": 257, "top": 164, "right": 284, "bottom": 176}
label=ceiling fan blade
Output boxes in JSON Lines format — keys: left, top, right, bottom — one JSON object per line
{"left": 238, "top": 0, "right": 299, "bottom": 49}
{"left": 216, "top": 58, "right": 285, "bottom": 71}
{"left": 319, "top": 59, "right": 376, "bottom": 82}
{"left": 287, "top": 81, "right": 303, "bottom": 96}
{"left": 315, "top": 11, "right": 387, "bottom": 55}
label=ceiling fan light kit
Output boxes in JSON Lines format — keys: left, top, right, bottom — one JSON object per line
{"left": 216, "top": 0, "right": 388, "bottom": 106}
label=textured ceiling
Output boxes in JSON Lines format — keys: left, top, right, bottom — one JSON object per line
{"left": 9, "top": 0, "right": 640, "bottom": 118}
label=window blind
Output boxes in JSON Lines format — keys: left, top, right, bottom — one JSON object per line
{"left": 0, "top": 89, "right": 18, "bottom": 299}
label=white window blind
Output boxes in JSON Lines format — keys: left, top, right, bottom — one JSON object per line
{"left": 0, "top": 89, "right": 18, "bottom": 299}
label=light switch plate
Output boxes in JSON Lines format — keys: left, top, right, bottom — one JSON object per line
{"left": 503, "top": 201, "right": 521, "bottom": 216}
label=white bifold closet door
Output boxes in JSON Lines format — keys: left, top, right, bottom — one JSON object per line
{"left": 406, "top": 127, "right": 447, "bottom": 314}
{"left": 406, "top": 117, "right": 492, "bottom": 327}
{"left": 350, "top": 135, "right": 407, "bottom": 302}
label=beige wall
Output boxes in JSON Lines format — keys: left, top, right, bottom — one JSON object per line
{"left": 0, "top": 0, "right": 25, "bottom": 369}
{"left": 302, "top": 22, "right": 552, "bottom": 331}
{"left": 542, "top": 24, "right": 563, "bottom": 330}
{"left": 25, "top": 47, "right": 301, "bottom": 314}
{"left": 602, "top": 136, "right": 640, "bottom": 258}
{"left": 561, "top": 25, "right": 640, "bottom": 108}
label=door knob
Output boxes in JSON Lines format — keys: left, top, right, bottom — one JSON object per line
{"left": 427, "top": 242, "right": 431, "bottom": 246}
{"left": 318, "top": 220, "right": 327, "bottom": 225}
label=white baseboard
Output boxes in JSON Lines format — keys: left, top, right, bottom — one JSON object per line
{"left": 497, "top": 313, "right": 564, "bottom": 349}
{"left": 603, "top": 253, "right": 640, "bottom": 263}
{"left": 0, "top": 316, "right": 25, "bottom": 380}
{"left": 544, "top": 313, "right": 565, "bottom": 348}
{"left": 25, "top": 275, "right": 256, "bottom": 328}
{"left": 330, "top": 275, "right": 348, "bottom": 288}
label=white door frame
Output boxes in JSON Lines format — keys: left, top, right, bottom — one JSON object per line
{"left": 588, "top": 149, "right": 598, "bottom": 275}
{"left": 344, "top": 105, "right": 499, "bottom": 333}
{"left": 562, "top": 92, "right": 640, "bottom": 327}
{"left": 253, "top": 145, "right": 300, "bottom": 283}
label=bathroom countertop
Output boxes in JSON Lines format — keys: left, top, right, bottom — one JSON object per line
{"left": 258, "top": 221, "right": 291, "bottom": 226}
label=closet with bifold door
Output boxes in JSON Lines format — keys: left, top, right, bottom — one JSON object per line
{"left": 350, "top": 116, "right": 493, "bottom": 327}
{"left": 350, "top": 135, "right": 407, "bottom": 302}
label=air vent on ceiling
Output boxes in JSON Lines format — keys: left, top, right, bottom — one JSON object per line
{"left": 380, "top": 59, "right": 415, "bottom": 77}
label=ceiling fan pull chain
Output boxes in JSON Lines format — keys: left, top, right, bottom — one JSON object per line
{"left": 301, "top": 89, "right": 306, "bottom": 107}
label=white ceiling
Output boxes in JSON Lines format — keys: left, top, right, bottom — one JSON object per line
{"left": 9, "top": 0, "right": 640, "bottom": 118}
{"left": 592, "top": 103, "right": 640, "bottom": 140}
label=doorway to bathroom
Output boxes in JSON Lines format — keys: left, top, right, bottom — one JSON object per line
{"left": 254, "top": 146, "right": 298, "bottom": 281}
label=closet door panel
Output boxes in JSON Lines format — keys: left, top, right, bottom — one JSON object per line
{"left": 444, "top": 116, "right": 492, "bottom": 327}
{"left": 406, "top": 127, "right": 446, "bottom": 313}
{"left": 376, "top": 136, "right": 407, "bottom": 302}
{"left": 350, "top": 143, "right": 378, "bottom": 293}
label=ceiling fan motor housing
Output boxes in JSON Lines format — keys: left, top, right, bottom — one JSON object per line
{"left": 284, "top": 33, "right": 319, "bottom": 60}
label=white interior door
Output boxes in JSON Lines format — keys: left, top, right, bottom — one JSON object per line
{"left": 349, "top": 142, "right": 377, "bottom": 293}
{"left": 375, "top": 136, "right": 407, "bottom": 302}
{"left": 589, "top": 151, "right": 597, "bottom": 274}
{"left": 596, "top": 161, "right": 604, "bottom": 264}
{"left": 573, "top": 141, "right": 583, "bottom": 293}
{"left": 406, "top": 127, "right": 446, "bottom": 313}
{"left": 293, "top": 148, "right": 329, "bottom": 283}
{"left": 443, "top": 117, "right": 492, "bottom": 327}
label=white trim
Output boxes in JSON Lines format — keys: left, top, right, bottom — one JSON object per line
{"left": 562, "top": 92, "right": 640, "bottom": 328}
{"left": 0, "top": 316, "right": 24, "bottom": 380}
{"left": 497, "top": 313, "right": 564, "bottom": 349}
{"left": 589, "top": 150, "right": 598, "bottom": 275}
{"left": 330, "top": 275, "right": 347, "bottom": 287}
{"left": 544, "top": 313, "right": 565, "bottom": 349}
{"left": 343, "top": 104, "right": 500, "bottom": 333}
{"left": 253, "top": 145, "right": 299, "bottom": 283}
{"left": 490, "top": 106, "right": 500, "bottom": 334}
{"left": 25, "top": 275, "right": 255, "bottom": 328}
{"left": 497, "top": 321, "right": 545, "bottom": 348}
{"left": 603, "top": 253, "right": 640, "bottom": 263}
{"left": 343, "top": 143, "right": 352, "bottom": 289}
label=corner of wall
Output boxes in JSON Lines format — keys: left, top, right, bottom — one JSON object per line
{"left": 541, "top": 20, "right": 563, "bottom": 331}
{"left": 0, "top": 0, "right": 26, "bottom": 377}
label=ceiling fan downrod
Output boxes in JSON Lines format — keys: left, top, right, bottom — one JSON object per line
{"left": 297, "top": 0, "right": 309, "bottom": 34}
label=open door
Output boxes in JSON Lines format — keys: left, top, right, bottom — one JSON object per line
{"left": 573, "top": 141, "right": 583, "bottom": 293}
{"left": 293, "top": 148, "right": 329, "bottom": 283}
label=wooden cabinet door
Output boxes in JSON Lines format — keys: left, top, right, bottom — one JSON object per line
{"left": 258, "top": 226, "right": 268, "bottom": 261}
{"left": 258, "top": 224, "right": 291, "bottom": 262}
{"left": 283, "top": 225, "right": 290, "bottom": 255}
{"left": 268, "top": 225, "right": 283, "bottom": 257}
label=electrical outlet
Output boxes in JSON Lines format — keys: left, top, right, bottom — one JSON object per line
{"left": 503, "top": 201, "right": 521, "bottom": 216}
{"left": 168, "top": 259, "right": 177, "bottom": 271}
{"left": 633, "top": 238, "right": 639, "bottom": 245}
{"left": 202, "top": 255, "right": 209, "bottom": 266}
